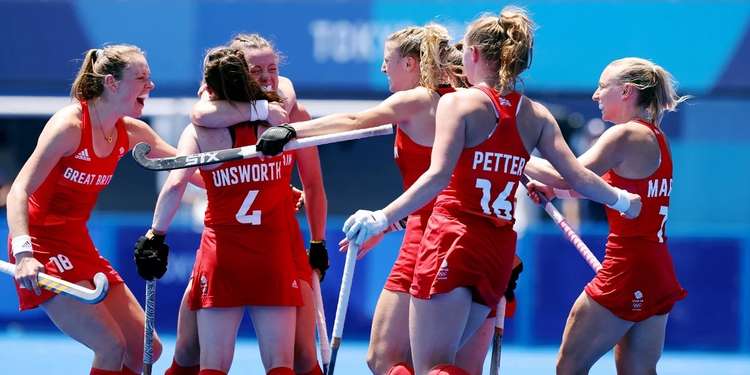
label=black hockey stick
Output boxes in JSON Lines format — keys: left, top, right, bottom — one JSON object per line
{"left": 133, "top": 124, "right": 394, "bottom": 171}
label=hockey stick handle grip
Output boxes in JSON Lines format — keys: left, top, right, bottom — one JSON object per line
{"left": 331, "top": 243, "right": 358, "bottom": 339}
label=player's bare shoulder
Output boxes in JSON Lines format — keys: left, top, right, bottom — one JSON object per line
{"left": 121, "top": 116, "right": 150, "bottom": 134}
{"left": 43, "top": 103, "right": 84, "bottom": 141}
{"left": 438, "top": 87, "right": 486, "bottom": 117}
{"left": 395, "top": 86, "right": 438, "bottom": 107}
{"left": 47, "top": 103, "right": 83, "bottom": 131}
{"left": 609, "top": 119, "right": 658, "bottom": 149}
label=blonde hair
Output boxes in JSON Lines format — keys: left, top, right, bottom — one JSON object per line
{"left": 464, "top": 6, "right": 534, "bottom": 92}
{"left": 609, "top": 57, "right": 690, "bottom": 124}
{"left": 70, "top": 44, "right": 144, "bottom": 100}
{"left": 387, "top": 23, "right": 463, "bottom": 91}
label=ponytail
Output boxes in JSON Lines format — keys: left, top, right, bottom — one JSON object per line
{"left": 610, "top": 57, "right": 691, "bottom": 124}
{"left": 496, "top": 7, "right": 534, "bottom": 92}
{"left": 465, "top": 6, "right": 535, "bottom": 92}
{"left": 70, "top": 45, "right": 143, "bottom": 101}
{"left": 419, "top": 23, "right": 460, "bottom": 91}
{"left": 70, "top": 49, "right": 104, "bottom": 100}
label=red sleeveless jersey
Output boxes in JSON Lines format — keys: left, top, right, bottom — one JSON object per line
{"left": 28, "top": 101, "right": 129, "bottom": 225}
{"left": 603, "top": 120, "right": 673, "bottom": 243}
{"left": 393, "top": 86, "right": 456, "bottom": 215}
{"left": 200, "top": 123, "right": 294, "bottom": 228}
{"left": 434, "top": 87, "right": 529, "bottom": 227}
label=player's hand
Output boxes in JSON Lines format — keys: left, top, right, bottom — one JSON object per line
{"left": 343, "top": 209, "right": 389, "bottom": 247}
{"left": 257, "top": 124, "right": 296, "bottom": 156}
{"left": 134, "top": 230, "right": 169, "bottom": 281}
{"left": 338, "top": 232, "right": 385, "bottom": 260}
{"left": 623, "top": 192, "right": 642, "bottom": 219}
{"left": 525, "top": 179, "right": 554, "bottom": 204}
{"left": 291, "top": 186, "right": 304, "bottom": 212}
{"left": 14, "top": 254, "right": 44, "bottom": 296}
{"left": 308, "top": 240, "right": 330, "bottom": 281}
{"left": 267, "top": 103, "right": 289, "bottom": 126}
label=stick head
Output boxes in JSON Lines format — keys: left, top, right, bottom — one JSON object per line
{"left": 88, "top": 272, "right": 109, "bottom": 304}
{"left": 132, "top": 142, "right": 153, "bottom": 166}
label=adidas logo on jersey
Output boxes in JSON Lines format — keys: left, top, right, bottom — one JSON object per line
{"left": 74, "top": 148, "right": 91, "bottom": 161}
{"left": 292, "top": 280, "right": 299, "bottom": 289}
{"left": 498, "top": 97, "right": 512, "bottom": 107}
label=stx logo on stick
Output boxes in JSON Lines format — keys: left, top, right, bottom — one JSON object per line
{"left": 185, "top": 152, "right": 220, "bottom": 166}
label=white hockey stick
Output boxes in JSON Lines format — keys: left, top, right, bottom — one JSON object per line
{"left": 327, "top": 242, "right": 359, "bottom": 375}
{"left": 312, "top": 275, "right": 332, "bottom": 373}
{"left": 0, "top": 260, "right": 108, "bottom": 304}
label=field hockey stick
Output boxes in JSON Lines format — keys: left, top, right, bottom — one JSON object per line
{"left": 133, "top": 124, "right": 394, "bottom": 171}
{"left": 142, "top": 280, "right": 156, "bottom": 375}
{"left": 0, "top": 260, "right": 108, "bottom": 303}
{"left": 521, "top": 175, "right": 602, "bottom": 272}
{"left": 327, "top": 242, "right": 359, "bottom": 375}
{"left": 311, "top": 274, "right": 332, "bottom": 373}
{"left": 489, "top": 296, "right": 507, "bottom": 375}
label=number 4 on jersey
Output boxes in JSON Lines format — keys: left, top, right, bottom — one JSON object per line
{"left": 475, "top": 179, "right": 515, "bottom": 220}
{"left": 236, "top": 190, "right": 261, "bottom": 225}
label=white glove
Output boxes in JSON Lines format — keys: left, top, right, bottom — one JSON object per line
{"left": 342, "top": 209, "right": 389, "bottom": 247}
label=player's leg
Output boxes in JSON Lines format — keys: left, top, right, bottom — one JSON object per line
{"left": 367, "top": 289, "right": 413, "bottom": 374}
{"left": 100, "top": 282, "right": 163, "bottom": 374}
{"left": 196, "top": 307, "right": 244, "bottom": 373}
{"left": 249, "top": 305, "right": 297, "bottom": 373}
{"left": 614, "top": 314, "right": 668, "bottom": 375}
{"left": 42, "top": 281, "right": 127, "bottom": 372}
{"left": 556, "top": 292, "right": 632, "bottom": 375}
{"left": 167, "top": 280, "right": 200, "bottom": 375}
{"left": 409, "top": 288, "right": 489, "bottom": 375}
{"left": 454, "top": 317, "right": 494, "bottom": 375}
{"left": 294, "top": 280, "right": 323, "bottom": 375}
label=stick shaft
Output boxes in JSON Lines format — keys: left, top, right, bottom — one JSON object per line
{"left": 134, "top": 124, "right": 394, "bottom": 171}
{"left": 327, "top": 343, "right": 341, "bottom": 375}
{"left": 521, "top": 175, "right": 602, "bottom": 272}
{"left": 327, "top": 243, "right": 358, "bottom": 375}
{"left": 312, "top": 275, "right": 332, "bottom": 367}
{"left": 540, "top": 201, "right": 602, "bottom": 272}
{"left": 489, "top": 296, "right": 507, "bottom": 375}
{"left": 143, "top": 280, "right": 156, "bottom": 374}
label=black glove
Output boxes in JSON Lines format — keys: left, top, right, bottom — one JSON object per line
{"left": 504, "top": 259, "right": 524, "bottom": 302}
{"left": 308, "top": 240, "right": 330, "bottom": 281}
{"left": 257, "top": 124, "right": 296, "bottom": 156}
{"left": 134, "top": 230, "right": 169, "bottom": 281}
